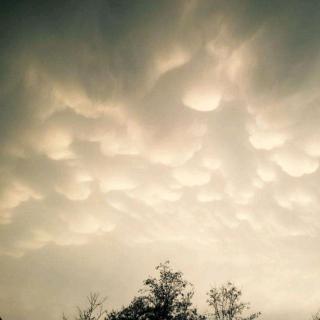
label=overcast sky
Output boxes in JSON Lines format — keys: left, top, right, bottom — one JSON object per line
{"left": 1, "top": 1, "right": 320, "bottom": 319}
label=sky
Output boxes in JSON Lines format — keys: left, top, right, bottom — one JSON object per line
{"left": 1, "top": 1, "right": 320, "bottom": 319}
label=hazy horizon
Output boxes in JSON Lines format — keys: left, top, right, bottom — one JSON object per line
{"left": 1, "top": 1, "right": 320, "bottom": 319}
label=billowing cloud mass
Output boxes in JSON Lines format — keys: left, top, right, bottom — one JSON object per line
{"left": 1, "top": 1, "right": 320, "bottom": 320}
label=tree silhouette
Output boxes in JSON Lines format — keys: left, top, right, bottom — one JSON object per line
{"left": 64, "top": 263, "right": 263, "bottom": 320}
{"left": 312, "top": 310, "right": 320, "bottom": 320}
{"left": 107, "top": 261, "right": 205, "bottom": 320}
{"left": 207, "top": 282, "right": 261, "bottom": 320}
{"left": 107, "top": 296, "right": 150, "bottom": 320}
{"left": 63, "top": 293, "right": 107, "bottom": 320}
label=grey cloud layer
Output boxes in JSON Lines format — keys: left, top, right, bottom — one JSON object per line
{"left": 1, "top": 1, "right": 320, "bottom": 320}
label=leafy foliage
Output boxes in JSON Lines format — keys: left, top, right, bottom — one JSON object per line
{"left": 312, "top": 310, "right": 320, "bottom": 320}
{"left": 207, "top": 282, "right": 261, "bottom": 320}
{"left": 64, "top": 263, "right": 263, "bottom": 320}
{"left": 107, "top": 261, "right": 205, "bottom": 320}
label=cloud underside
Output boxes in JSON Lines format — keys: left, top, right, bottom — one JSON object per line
{"left": 1, "top": 1, "right": 320, "bottom": 320}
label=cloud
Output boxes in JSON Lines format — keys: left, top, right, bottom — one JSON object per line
{"left": 183, "top": 85, "right": 222, "bottom": 112}
{"left": 173, "top": 164, "right": 211, "bottom": 187}
{"left": 249, "top": 128, "right": 288, "bottom": 150}
{"left": 1, "top": 1, "right": 320, "bottom": 320}
{"left": 272, "top": 148, "right": 319, "bottom": 177}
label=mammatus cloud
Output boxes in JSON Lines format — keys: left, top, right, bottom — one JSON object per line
{"left": 1, "top": 1, "right": 320, "bottom": 320}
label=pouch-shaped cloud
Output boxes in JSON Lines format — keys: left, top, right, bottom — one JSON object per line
{"left": 99, "top": 174, "right": 139, "bottom": 193}
{"left": 249, "top": 129, "right": 288, "bottom": 150}
{"left": 272, "top": 149, "right": 319, "bottom": 177}
{"left": 67, "top": 214, "right": 100, "bottom": 235}
{"left": 275, "top": 187, "right": 313, "bottom": 210}
{"left": 302, "top": 133, "right": 320, "bottom": 158}
{"left": 257, "top": 162, "right": 277, "bottom": 182}
{"left": 55, "top": 178, "right": 91, "bottom": 201}
{"left": 100, "top": 131, "right": 141, "bottom": 156}
{"left": 183, "top": 85, "right": 222, "bottom": 111}
{"left": 225, "top": 182, "right": 255, "bottom": 205}
{"left": 197, "top": 189, "right": 222, "bottom": 202}
{"left": 14, "top": 234, "right": 52, "bottom": 252}
{"left": 146, "top": 123, "right": 204, "bottom": 167}
{"left": 0, "top": 181, "right": 42, "bottom": 224}
{"left": 54, "top": 86, "right": 114, "bottom": 119}
{"left": 173, "top": 165, "right": 211, "bottom": 187}
{"left": 2, "top": 2, "right": 320, "bottom": 320}
{"left": 129, "top": 183, "right": 182, "bottom": 207}
{"left": 201, "top": 156, "right": 221, "bottom": 171}
{"left": 30, "top": 125, "right": 74, "bottom": 160}
{"left": 155, "top": 46, "right": 191, "bottom": 77}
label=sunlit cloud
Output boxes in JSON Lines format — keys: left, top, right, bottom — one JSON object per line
{"left": 1, "top": 1, "right": 320, "bottom": 320}
{"left": 183, "top": 85, "right": 222, "bottom": 111}
{"left": 272, "top": 149, "right": 319, "bottom": 177}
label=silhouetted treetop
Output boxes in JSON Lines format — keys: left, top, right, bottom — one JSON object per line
{"left": 63, "top": 293, "right": 107, "bottom": 320}
{"left": 207, "top": 282, "right": 261, "bottom": 320}
{"left": 312, "top": 311, "right": 320, "bottom": 320}
{"left": 107, "top": 261, "right": 205, "bottom": 320}
{"left": 64, "top": 262, "right": 262, "bottom": 320}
